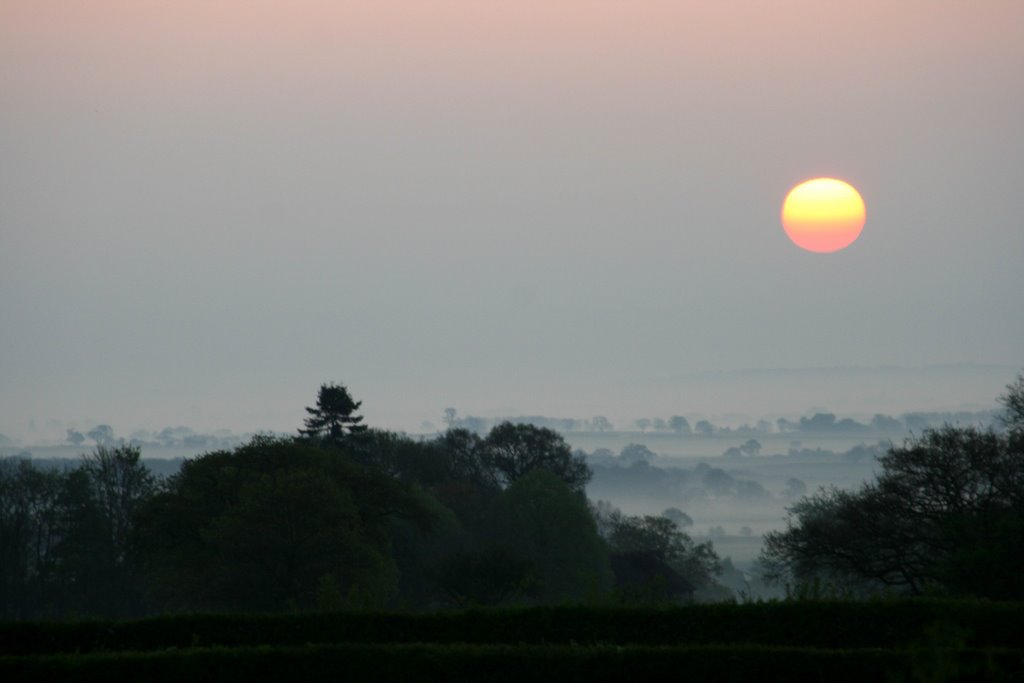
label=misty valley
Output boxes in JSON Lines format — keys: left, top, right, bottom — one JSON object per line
{"left": 4, "top": 408, "right": 990, "bottom": 580}
{"left": 2, "top": 377, "right": 1023, "bottom": 679}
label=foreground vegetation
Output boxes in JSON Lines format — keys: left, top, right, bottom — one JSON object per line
{"left": 2, "top": 601, "right": 1023, "bottom": 681}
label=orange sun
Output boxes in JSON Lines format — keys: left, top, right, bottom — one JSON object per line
{"left": 781, "top": 178, "right": 865, "bottom": 253}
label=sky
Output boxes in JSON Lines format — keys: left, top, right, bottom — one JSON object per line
{"left": 2, "top": 1, "right": 1022, "bottom": 441}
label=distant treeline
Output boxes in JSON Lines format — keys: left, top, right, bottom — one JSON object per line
{"left": 0, "top": 408, "right": 997, "bottom": 452}
{"left": 438, "top": 409, "right": 998, "bottom": 436}
{"left": 62, "top": 424, "right": 254, "bottom": 450}
{"left": 580, "top": 440, "right": 887, "bottom": 465}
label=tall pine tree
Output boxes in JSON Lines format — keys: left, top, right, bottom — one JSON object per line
{"left": 300, "top": 383, "right": 367, "bottom": 446}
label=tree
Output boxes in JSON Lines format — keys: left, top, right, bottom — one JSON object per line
{"left": 483, "top": 422, "right": 591, "bottom": 492}
{"left": 619, "top": 443, "right": 656, "bottom": 464}
{"left": 661, "top": 507, "right": 693, "bottom": 529}
{"left": 86, "top": 425, "right": 114, "bottom": 446}
{"left": 0, "top": 457, "right": 122, "bottom": 619}
{"left": 443, "top": 408, "right": 457, "bottom": 429}
{"left": 133, "top": 437, "right": 432, "bottom": 612}
{"left": 1001, "top": 373, "right": 1024, "bottom": 440}
{"left": 82, "top": 444, "right": 155, "bottom": 567}
{"left": 0, "top": 458, "right": 63, "bottom": 618}
{"left": 799, "top": 413, "right": 837, "bottom": 432}
{"left": 49, "top": 467, "right": 112, "bottom": 616}
{"left": 694, "top": 420, "right": 715, "bottom": 436}
{"left": 300, "top": 383, "right": 367, "bottom": 446}
{"left": 601, "top": 509, "right": 721, "bottom": 597}
{"left": 761, "top": 376, "right": 1024, "bottom": 599}
{"left": 590, "top": 416, "right": 613, "bottom": 432}
{"left": 437, "top": 428, "right": 498, "bottom": 490}
{"left": 740, "top": 439, "right": 762, "bottom": 456}
{"left": 487, "top": 470, "right": 611, "bottom": 603}
{"left": 669, "top": 416, "right": 691, "bottom": 435}
{"left": 66, "top": 429, "right": 86, "bottom": 447}
{"left": 634, "top": 418, "right": 651, "bottom": 433}
{"left": 776, "top": 418, "right": 798, "bottom": 433}
{"left": 870, "top": 414, "right": 904, "bottom": 433}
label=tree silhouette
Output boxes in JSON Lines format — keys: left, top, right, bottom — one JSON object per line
{"left": 300, "top": 383, "right": 367, "bottom": 446}
{"left": 761, "top": 375, "right": 1024, "bottom": 599}
{"left": 669, "top": 416, "right": 691, "bottom": 434}
{"left": 484, "top": 422, "right": 591, "bottom": 492}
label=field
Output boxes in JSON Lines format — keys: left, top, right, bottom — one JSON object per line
{"left": 2, "top": 601, "right": 1022, "bottom": 681}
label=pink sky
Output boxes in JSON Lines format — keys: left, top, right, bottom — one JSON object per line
{"left": 6, "top": 2, "right": 1021, "bottom": 112}
{"left": 2, "top": 2, "right": 1022, "bottom": 437}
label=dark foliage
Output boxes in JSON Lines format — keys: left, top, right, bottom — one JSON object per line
{"left": 0, "top": 445, "right": 153, "bottom": 619}
{"left": 762, "top": 376, "right": 1024, "bottom": 599}
{"left": 133, "top": 436, "right": 434, "bottom": 613}
{"left": 483, "top": 422, "right": 591, "bottom": 492}
{"left": 7, "top": 642, "right": 1022, "bottom": 683}
{"left": 596, "top": 506, "right": 721, "bottom": 600}
{"left": 6, "top": 601, "right": 1024, "bottom": 654}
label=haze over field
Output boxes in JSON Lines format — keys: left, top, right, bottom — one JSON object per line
{"left": 2, "top": 2, "right": 1022, "bottom": 438}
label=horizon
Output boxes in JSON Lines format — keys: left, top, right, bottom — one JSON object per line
{"left": 3, "top": 362, "right": 1015, "bottom": 447}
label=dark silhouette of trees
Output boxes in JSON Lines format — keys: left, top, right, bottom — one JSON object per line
{"left": 80, "top": 444, "right": 156, "bottom": 614}
{"left": 0, "top": 459, "right": 61, "bottom": 618}
{"left": 483, "top": 422, "right": 591, "bottom": 493}
{"left": 1002, "top": 373, "right": 1024, "bottom": 438}
{"left": 437, "top": 428, "right": 498, "bottom": 491}
{"left": 0, "top": 446, "right": 153, "bottom": 619}
{"left": 134, "top": 436, "right": 434, "bottom": 612}
{"left": 0, "top": 377, "right": 752, "bottom": 616}
{"left": 596, "top": 505, "right": 720, "bottom": 602}
{"left": 487, "top": 470, "right": 611, "bottom": 603}
{"left": 437, "top": 547, "right": 535, "bottom": 606}
{"left": 762, "top": 375, "right": 1024, "bottom": 599}
{"left": 299, "top": 383, "right": 367, "bottom": 446}
{"left": 83, "top": 444, "right": 155, "bottom": 567}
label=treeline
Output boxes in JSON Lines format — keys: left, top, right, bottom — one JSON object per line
{"left": 437, "top": 409, "right": 997, "bottom": 437}
{"left": 62, "top": 425, "right": 251, "bottom": 450}
{"left": 0, "top": 384, "right": 722, "bottom": 620}
{"left": 587, "top": 458, "right": 775, "bottom": 507}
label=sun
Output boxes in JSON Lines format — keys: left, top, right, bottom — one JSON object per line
{"left": 781, "top": 178, "right": 865, "bottom": 253}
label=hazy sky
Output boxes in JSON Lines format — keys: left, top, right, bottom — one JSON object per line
{"left": 2, "top": 1, "right": 1022, "bottom": 440}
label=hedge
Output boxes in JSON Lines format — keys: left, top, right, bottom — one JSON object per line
{"left": 2, "top": 600, "right": 1022, "bottom": 656}
{"left": 2, "top": 643, "right": 1022, "bottom": 683}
